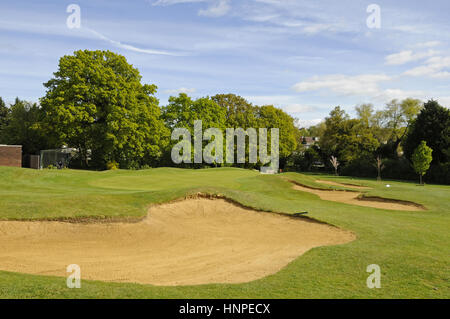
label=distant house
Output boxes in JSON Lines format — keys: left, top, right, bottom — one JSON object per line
{"left": 301, "top": 137, "right": 320, "bottom": 149}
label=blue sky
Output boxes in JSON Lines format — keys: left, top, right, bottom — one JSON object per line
{"left": 1, "top": 0, "right": 449, "bottom": 127}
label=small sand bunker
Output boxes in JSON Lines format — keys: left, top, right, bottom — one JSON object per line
{"left": 0, "top": 198, "right": 354, "bottom": 286}
{"left": 316, "top": 180, "right": 371, "bottom": 190}
{"left": 292, "top": 184, "right": 424, "bottom": 211}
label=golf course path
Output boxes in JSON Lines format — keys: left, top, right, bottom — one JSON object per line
{"left": 0, "top": 198, "right": 355, "bottom": 286}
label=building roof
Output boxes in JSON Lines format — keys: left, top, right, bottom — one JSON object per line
{"left": 302, "top": 137, "right": 319, "bottom": 145}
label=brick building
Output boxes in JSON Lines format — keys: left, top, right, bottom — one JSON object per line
{"left": 0, "top": 145, "right": 22, "bottom": 167}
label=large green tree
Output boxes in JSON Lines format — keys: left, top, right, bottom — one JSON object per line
{"left": 212, "top": 95, "right": 298, "bottom": 167}
{"left": 162, "top": 94, "right": 227, "bottom": 166}
{"left": 40, "top": 50, "right": 168, "bottom": 169}
{"left": 307, "top": 121, "right": 327, "bottom": 139}
{"left": 256, "top": 105, "right": 298, "bottom": 161}
{"left": 403, "top": 100, "right": 450, "bottom": 164}
{"left": 353, "top": 99, "right": 422, "bottom": 159}
{"left": 211, "top": 94, "right": 258, "bottom": 129}
{"left": 320, "top": 106, "right": 349, "bottom": 158}
{"left": 377, "top": 98, "right": 422, "bottom": 158}
{"left": 320, "top": 106, "right": 380, "bottom": 165}
{"left": 355, "top": 103, "right": 375, "bottom": 127}
{"left": 162, "top": 93, "right": 226, "bottom": 132}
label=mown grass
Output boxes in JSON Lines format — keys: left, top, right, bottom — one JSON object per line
{"left": 0, "top": 166, "right": 449, "bottom": 298}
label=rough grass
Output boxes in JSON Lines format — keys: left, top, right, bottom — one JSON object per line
{"left": 0, "top": 167, "right": 449, "bottom": 298}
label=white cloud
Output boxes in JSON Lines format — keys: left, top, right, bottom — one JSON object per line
{"left": 374, "top": 89, "right": 425, "bottom": 102}
{"left": 437, "top": 97, "right": 450, "bottom": 108}
{"left": 246, "top": 14, "right": 280, "bottom": 23}
{"left": 164, "top": 87, "right": 197, "bottom": 94}
{"left": 293, "top": 74, "right": 391, "bottom": 97}
{"left": 287, "top": 56, "right": 325, "bottom": 64}
{"left": 302, "top": 23, "right": 337, "bottom": 35}
{"left": 245, "top": 95, "right": 325, "bottom": 128}
{"left": 414, "top": 41, "right": 441, "bottom": 48}
{"left": 152, "top": 0, "right": 206, "bottom": 6}
{"left": 152, "top": 0, "right": 231, "bottom": 18}
{"left": 282, "top": 103, "right": 316, "bottom": 113}
{"left": 198, "top": 0, "right": 231, "bottom": 17}
{"left": 404, "top": 55, "right": 450, "bottom": 78}
{"left": 390, "top": 25, "right": 426, "bottom": 34}
{"left": 385, "top": 49, "right": 439, "bottom": 65}
{"left": 296, "top": 118, "right": 322, "bottom": 128}
{"left": 292, "top": 73, "right": 427, "bottom": 103}
{"left": 245, "top": 95, "right": 324, "bottom": 114}
{"left": 86, "top": 28, "right": 181, "bottom": 56}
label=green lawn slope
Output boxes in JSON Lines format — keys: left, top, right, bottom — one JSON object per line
{"left": 0, "top": 167, "right": 448, "bottom": 298}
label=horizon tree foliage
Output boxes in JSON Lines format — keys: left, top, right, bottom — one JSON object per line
{"left": 0, "top": 98, "right": 51, "bottom": 155}
{"left": 311, "top": 100, "right": 425, "bottom": 178}
{"left": 296, "top": 99, "right": 448, "bottom": 184}
{"left": 354, "top": 99, "right": 423, "bottom": 158}
{"left": 40, "top": 50, "right": 168, "bottom": 169}
{"left": 0, "top": 97, "right": 8, "bottom": 123}
{"left": 162, "top": 93, "right": 227, "bottom": 132}
{"left": 211, "top": 93, "right": 258, "bottom": 129}
{"left": 0, "top": 97, "right": 10, "bottom": 141}
{"left": 355, "top": 103, "right": 375, "bottom": 127}
{"left": 411, "top": 141, "right": 433, "bottom": 185}
{"left": 210, "top": 93, "right": 258, "bottom": 167}
{"left": 162, "top": 94, "right": 298, "bottom": 168}
{"left": 162, "top": 93, "right": 227, "bottom": 166}
{"left": 256, "top": 104, "right": 298, "bottom": 163}
{"left": 403, "top": 100, "right": 450, "bottom": 164}
{"left": 320, "top": 106, "right": 380, "bottom": 165}
{"left": 211, "top": 94, "right": 298, "bottom": 168}
{"left": 378, "top": 98, "right": 423, "bottom": 158}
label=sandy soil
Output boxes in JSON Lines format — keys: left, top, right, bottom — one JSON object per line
{"left": 292, "top": 184, "right": 424, "bottom": 211}
{"left": 316, "top": 180, "right": 372, "bottom": 190}
{"left": 0, "top": 198, "right": 354, "bottom": 286}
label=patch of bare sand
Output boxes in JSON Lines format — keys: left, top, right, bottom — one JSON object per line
{"left": 0, "top": 198, "right": 355, "bottom": 286}
{"left": 292, "top": 184, "right": 424, "bottom": 211}
{"left": 316, "top": 180, "right": 372, "bottom": 190}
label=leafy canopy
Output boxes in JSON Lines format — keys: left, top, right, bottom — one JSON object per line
{"left": 256, "top": 105, "right": 298, "bottom": 159}
{"left": 40, "top": 50, "right": 168, "bottom": 169}
{"left": 320, "top": 106, "right": 380, "bottom": 164}
{"left": 0, "top": 97, "right": 10, "bottom": 142}
{"left": 403, "top": 100, "right": 450, "bottom": 164}
{"left": 211, "top": 93, "right": 258, "bottom": 129}
{"left": 0, "top": 98, "right": 50, "bottom": 155}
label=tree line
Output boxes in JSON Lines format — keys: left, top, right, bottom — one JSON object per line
{"left": 0, "top": 50, "right": 298, "bottom": 171}
{"left": 289, "top": 99, "right": 450, "bottom": 184}
{"left": 0, "top": 50, "right": 448, "bottom": 184}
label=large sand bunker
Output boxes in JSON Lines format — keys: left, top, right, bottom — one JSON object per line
{"left": 292, "top": 183, "right": 424, "bottom": 211}
{"left": 0, "top": 197, "right": 354, "bottom": 286}
{"left": 316, "top": 180, "right": 371, "bottom": 190}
